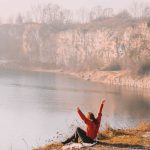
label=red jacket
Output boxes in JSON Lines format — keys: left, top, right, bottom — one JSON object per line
{"left": 77, "top": 104, "right": 104, "bottom": 139}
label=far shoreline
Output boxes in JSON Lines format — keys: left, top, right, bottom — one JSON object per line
{"left": 32, "top": 68, "right": 150, "bottom": 90}
{"left": 0, "top": 66, "right": 150, "bottom": 90}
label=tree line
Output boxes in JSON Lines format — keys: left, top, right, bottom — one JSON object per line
{"left": 0, "top": 2, "right": 150, "bottom": 25}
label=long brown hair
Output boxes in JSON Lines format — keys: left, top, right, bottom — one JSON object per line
{"left": 87, "top": 112, "right": 97, "bottom": 124}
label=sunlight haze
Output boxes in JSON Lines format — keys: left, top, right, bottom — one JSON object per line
{"left": 0, "top": 0, "right": 149, "bottom": 21}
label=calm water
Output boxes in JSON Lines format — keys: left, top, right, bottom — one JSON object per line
{"left": 0, "top": 69, "right": 149, "bottom": 150}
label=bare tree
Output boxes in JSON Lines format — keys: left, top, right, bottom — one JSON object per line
{"left": 30, "top": 3, "right": 73, "bottom": 25}
{"left": 89, "top": 6, "right": 114, "bottom": 21}
{"left": 16, "top": 13, "right": 24, "bottom": 24}
{"left": 143, "top": 6, "right": 150, "bottom": 18}
{"left": 61, "top": 9, "right": 73, "bottom": 24}
{"left": 103, "top": 8, "right": 114, "bottom": 18}
{"left": 89, "top": 5, "right": 103, "bottom": 21}
{"left": 24, "top": 11, "right": 33, "bottom": 23}
{"left": 30, "top": 3, "right": 46, "bottom": 23}
{"left": 129, "top": 2, "right": 150, "bottom": 19}
{"left": 116, "top": 10, "right": 131, "bottom": 19}
{"left": 45, "top": 4, "right": 63, "bottom": 24}
{"left": 77, "top": 7, "right": 90, "bottom": 24}
{"left": 129, "top": 2, "right": 140, "bottom": 18}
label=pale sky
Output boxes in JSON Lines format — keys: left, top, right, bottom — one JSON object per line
{"left": 0, "top": 0, "right": 149, "bottom": 21}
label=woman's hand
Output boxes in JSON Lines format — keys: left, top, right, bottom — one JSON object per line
{"left": 101, "top": 99, "right": 106, "bottom": 105}
{"left": 76, "top": 107, "right": 80, "bottom": 112}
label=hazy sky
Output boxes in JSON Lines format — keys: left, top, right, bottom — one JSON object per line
{"left": 0, "top": 0, "right": 149, "bottom": 20}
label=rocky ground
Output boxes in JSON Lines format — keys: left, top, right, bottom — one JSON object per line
{"left": 34, "top": 123, "right": 150, "bottom": 150}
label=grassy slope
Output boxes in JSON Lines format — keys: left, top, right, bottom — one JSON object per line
{"left": 34, "top": 123, "right": 150, "bottom": 150}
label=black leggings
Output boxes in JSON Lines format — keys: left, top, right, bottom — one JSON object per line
{"left": 65, "top": 127, "right": 94, "bottom": 144}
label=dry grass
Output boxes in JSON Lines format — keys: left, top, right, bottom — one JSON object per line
{"left": 34, "top": 122, "right": 150, "bottom": 150}
{"left": 34, "top": 143, "right": 62, "bottom": 150}
{"left": 99, "top": 122, "right": 150, "bottom": 147}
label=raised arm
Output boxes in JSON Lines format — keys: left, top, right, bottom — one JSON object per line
{"left": 77, "top": 107, "right": 91, "bottom": 125}
{"left": 97, "top": 100, "right": 105, "bottom": 123}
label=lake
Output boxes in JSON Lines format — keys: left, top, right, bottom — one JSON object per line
{"left": 0, "top": 69, "right": 149, "bottom": 150}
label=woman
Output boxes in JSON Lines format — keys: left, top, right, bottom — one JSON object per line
{"left": 62, "top": 99, "right": 105, "bottom": 145}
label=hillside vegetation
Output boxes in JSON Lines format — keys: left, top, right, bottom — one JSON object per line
{"left": 0, "top": 18, "right": 150, "bottom": 75}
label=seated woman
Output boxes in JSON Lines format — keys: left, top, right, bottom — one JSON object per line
{"left": 62, "top": 99, "right": 105, "bottom": 145}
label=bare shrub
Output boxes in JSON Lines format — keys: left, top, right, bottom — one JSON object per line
{"left": 115, "top": 10, "right": 131, "bottom": 19}
{"left": 137, "top": 59, "right": 150, "bottom": 75}
{"left": 102, "top": 60, "right": 121, "bottom": 71}
{"left": 147, "top": 20, "right": 150, "bottom": 27}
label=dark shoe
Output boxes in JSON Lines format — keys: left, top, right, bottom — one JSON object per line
{"left": 72, "top": 139, "right": 78, "bottom": 143}
{"left": 61, "top": 141, "right": 67, "bottom": 145}
{"left": 61, "top": 138, "right": 72, "bottom": 145}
